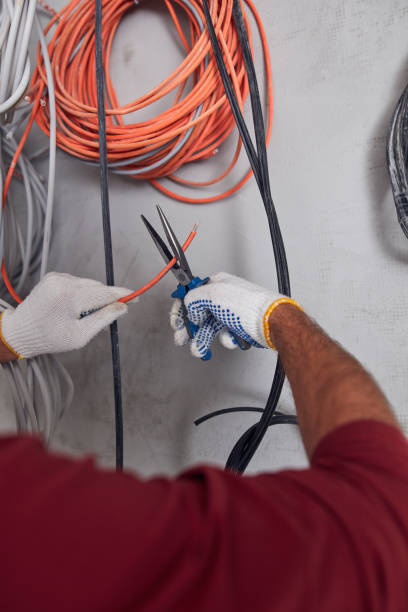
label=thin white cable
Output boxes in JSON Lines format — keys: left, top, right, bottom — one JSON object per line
{"left": 0, "top": 60, "right": 30, "bottom": 115}
{"left": 0, "top": 13, "right": 11, "bottom": 52}
{"left": 0, "top": 5, "right": 73, "bottom": 440}
{"left": 4, "top": 135, "right": 34, "bottom": 292}
{"left": 3, "top": 363, "right": 25, "bottom": 430}
{"left": 35, "top": 13, "right": 56, "bottom": 278}
{"left": 12, "top": 362, "right": 39, "bottom": 431}
{"left": 0, "top": 0, "right": 25, "bottom": 117}
{"left": 12, "top": 0, "right": 36, "bottom": 94}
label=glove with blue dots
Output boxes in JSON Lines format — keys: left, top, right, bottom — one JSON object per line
{"left": 169, "top": 272, "right": 286, "bottom": 359}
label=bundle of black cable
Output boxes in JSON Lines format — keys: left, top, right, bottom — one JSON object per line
{"left": 94, "top": 0, "right": 297, "bottom": 473}
{"left": 202, "top": 0, "right": 297, "bottom": 474}
{"left": 387, "top": 84, "right": 408, "bottom": 239}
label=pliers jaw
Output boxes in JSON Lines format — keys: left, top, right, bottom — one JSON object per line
{"left": 141, "top": 209, "right": 194, "bottom": 286}
{"left": 142, "top": 206, "right": 250, "bottom": 359}
{"left": 141, "top": 206, "right": 212, "bottom": 359}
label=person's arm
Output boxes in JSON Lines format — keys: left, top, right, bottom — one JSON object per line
{"left": 0, "top": 274, "right": 405, "bottom": 612}
{"left": 171, "top": 272, "right": 400, "bottom": 457}
{"left": 0, "top": 340, "right": 18, "bottom": 362}
{"left": 0, "top": 272, "right": 131, "bottom": 362}
{"left": 269, "top": 304, "right": 399, "bottom": 456}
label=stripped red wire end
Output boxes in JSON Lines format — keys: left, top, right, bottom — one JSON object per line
{"left": 119, "top": 228, "right": 197, "bottom": 303}
{"left": 1, "top": 230, "right": 197, "bottom": 306}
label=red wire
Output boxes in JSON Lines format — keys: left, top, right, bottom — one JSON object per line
{"left": 119, "top": 230, "right": 196, "bottom": 303}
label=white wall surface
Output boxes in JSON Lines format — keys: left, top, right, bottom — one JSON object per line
{"left": 2, "top": 0, "right": 408, "bottom": 476}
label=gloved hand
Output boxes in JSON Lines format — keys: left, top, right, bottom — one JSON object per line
{"left": 0, "top": 272, "right": 132, "bottom": 359}
{"left": 170, "top": 272, "right": 301, "bottom": 359}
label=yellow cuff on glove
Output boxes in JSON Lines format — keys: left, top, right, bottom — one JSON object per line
{"left": 263, "top": 298, "right": 303, "bottom": 350}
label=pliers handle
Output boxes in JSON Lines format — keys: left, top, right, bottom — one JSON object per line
{"left": 172, "top": 276, "right": 212, "bottom": 361}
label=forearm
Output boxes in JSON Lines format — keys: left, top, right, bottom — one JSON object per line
{"left": 0, "top": 316, "right": 19, "bottom": 362}
{"left": 269, "top": 304, "right": 399, "bottom": 457}
{"left": 0, "top": 343, "right": 18, "bottom": 362}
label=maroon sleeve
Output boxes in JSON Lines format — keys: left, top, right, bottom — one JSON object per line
{"left": 1, "top": 421, "right": 408, "bottom": 612}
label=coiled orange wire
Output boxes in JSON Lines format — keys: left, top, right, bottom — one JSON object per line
{"left": 2, "top": 0, "right": 273, "bottom": 303}
{"left": 31, "top": 0, "right": 273, "bottom": 202}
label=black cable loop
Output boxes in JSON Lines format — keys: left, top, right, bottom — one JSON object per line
{"left": 202, "top": 0, "right": 293, "bottom": 473}
{"left": 93, "top": 0, "right": 296, "bottom": 472}
{"left": 95, "top": 0, "right": 124, "bottom": 470}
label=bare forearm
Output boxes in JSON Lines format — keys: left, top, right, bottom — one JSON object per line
{"left": 0, "top": 337, "right": 18, "bottom": 363}
{"left": 269, "top": 304, "right": 399, "bottom": 457}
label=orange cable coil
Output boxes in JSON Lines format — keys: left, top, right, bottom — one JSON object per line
{"left": 30, "top": 0, "right": 273, "bottom": 203}
{"left": 2, "top": 0, "right": 272, "bottom": 303}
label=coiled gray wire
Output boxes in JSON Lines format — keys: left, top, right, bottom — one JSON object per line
{"left": 0, "top": 1, "right": 73, "bottom": 442}
{"left": 387, "top": 83, "right": 408, "bottom": 239}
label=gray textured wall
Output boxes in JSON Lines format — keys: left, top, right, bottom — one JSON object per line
{"left": 2, "top": 0, "right": 408, "bottom": 476}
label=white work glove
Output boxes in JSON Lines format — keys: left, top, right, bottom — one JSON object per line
{"left": 0, "top": 272, "right": 132, "bottom": 359}
{"left": 170, "top": 272, "right": 301, "bottom": 359}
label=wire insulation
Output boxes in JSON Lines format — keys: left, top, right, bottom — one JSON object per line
{"left": 95, "top": 0, "right": 124, "bottom": 470}
{"left": 30, "top": 0, "right": 272, "bottom": 203}
{"left": 387, "top": 83, "right": 408, "bottom": 238}
{"left": 1, "top": 1, "right": 293, "bottom": 472}
{"left": 202, "top": 0, "right": 291, "bottom": 473}
{"left": 0, "top": 2, "right": 73, "bottom": 441}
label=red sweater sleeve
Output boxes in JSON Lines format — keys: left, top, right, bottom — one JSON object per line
{"left": 1, "top": 421, "right": 408, "bottom": 612}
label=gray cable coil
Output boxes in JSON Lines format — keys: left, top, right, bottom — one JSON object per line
{"left": 0, "top": 1, "right": 73, "bottom": 442}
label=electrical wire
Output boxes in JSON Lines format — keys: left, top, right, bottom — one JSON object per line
{"left": 30, "top": 0, "right": 273, "bottom": 204}
{"left": 1, "top": 1, "right": 293, "bottom": 471}
{"left": 94, "top": 0, "right": 199, "bottom": 468}
{"left": 94, "top": 0, "right": 125, "bottom": 469}
{"left": 35, "top": 12, "right": 56, "bottom": 278}
{"left": 194, "top": 408, "right": 297, "bottom": 427}
{"left": 83, "top": 0, "right": 288, "bottom": 470}
{"left": 387, "top": 83, "right": 408, "bottom": 239}
{"left": 2, "top": 0, "right": 201, "bottom": 304}
{"left": 119, "top": 230, "right": 197, "bottom": 303}
{"left": 28, "top": 0, "right": 291, "bottom": 471}
{"left": 0, "top": 2, "right": 73, "bottom": 442}
{"left": 201, "top": 0, "right": 292, "bottom": 473}
{"left": 0, "top": 0, "right": 36, "bottom": 123}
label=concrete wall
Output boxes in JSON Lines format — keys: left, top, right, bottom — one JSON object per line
{"left": 2, "top": 0, "right": 408, "bottom": 476}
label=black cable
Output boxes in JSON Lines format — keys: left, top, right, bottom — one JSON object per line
{"left": 202, "top": 0, "right": 292, "bottom": 473}
{"left": 195, "top": 407, "right": 297, "bottom": 426}
{"left": 201, "top": 2, "right": 262, "bottom": 189}
{"left": 387, "top": 83, "right": 408, "bottom": 239}
{"left": 232, "top": 1, "right": 289, "bottom": 291}
{"left": 94, "top": 0, "right": 294, "bottom": 472}
{"left": 95, "top": 0, "right": 124, "bottom": 470}
{"left": 195, "top": 407, "right": 264, "bottom": 425}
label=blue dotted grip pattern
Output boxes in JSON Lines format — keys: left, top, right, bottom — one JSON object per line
{"left": 187, "top": 299, "right": 263, "bottom": 349}
{"left": 172, "top": 278, "right": 264, "bottom": 359}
